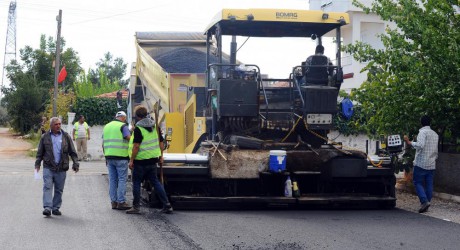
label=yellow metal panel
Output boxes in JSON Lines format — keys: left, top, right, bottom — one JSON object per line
{"left": 184, "top": 96, "right": 195, "bottom": 148}
{"left": 194, "top": 117, "right": 206, "bottom": 144}
{"left": 184, "top": 94, "right": 207, "bottom": 154}
{"left": 136, "top": 43, "right": 170, "bottom": 120}
{"left": 205, "top": 9, "right": 350, "bottom": 31}
{"left": 169, "top": 74, "right": 205, "bottom": 113}
{"left": 184, "top": 117, "right": 207, "bottom": 154}
{"left": 164, "top": 112, "right": 185, "bottom": 153}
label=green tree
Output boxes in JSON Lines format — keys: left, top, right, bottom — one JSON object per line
{"left": 20, "top": 35, "right": 81, "bottom": 90}
{"left": 0, "top": 103, "right": 10, "bottom": 126}
{"left": 1, "top": 34, "right": 81, "bottom": 134}
{"left": 73, "top": 70, "right": 122, "bottom": 98}
{"left": 1, "top": 71, "right": 46, "bottom": 133}
{"left": 88, "top": 52, "right": 128, "bottom": 87}
{"left": 334, "top": 91, "right": 367, "bottom": 136}
{"left": 344, "top": 0, "right": 460, "bottom": 139}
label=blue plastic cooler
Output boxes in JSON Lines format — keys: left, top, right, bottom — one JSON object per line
{"left": 269, "top": 150, "right": 286, "bottom": 172}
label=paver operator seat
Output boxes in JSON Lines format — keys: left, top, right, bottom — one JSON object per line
{"left": 304, "top": 55, "right": 331, "bottom": 86}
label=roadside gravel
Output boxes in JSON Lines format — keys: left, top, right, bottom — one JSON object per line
{"left": 396, "top": 189, "right": 460, "bottom": 224}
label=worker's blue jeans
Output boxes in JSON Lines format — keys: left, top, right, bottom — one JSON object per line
{"left": 413, "top": 166, "right": 435, "bottom": 205}
{"left": 107, "top": 159, "right": 129, "bottom": 203}
{"left": 42, "top": 168, "right": 67, "bottom": 211}
{"left": 131, "top": 163, "right": 169, "bottom": 208}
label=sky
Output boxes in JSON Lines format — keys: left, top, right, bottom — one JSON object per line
{"left": 0, "top": 0, "right": 338, "bottom": 84}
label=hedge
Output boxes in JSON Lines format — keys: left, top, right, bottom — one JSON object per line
{"left": 72, "top": 97, "right": 128, "bottom": 126}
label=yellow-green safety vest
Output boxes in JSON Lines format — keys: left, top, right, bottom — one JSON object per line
{"left": 128, "top": 126, "right": 161, "bottom": 160}
{"left": 74, "top": 122, "right": 89, "bottom": 139}
{"left": 103, "top": 120, "right": 129, "bottom": 157}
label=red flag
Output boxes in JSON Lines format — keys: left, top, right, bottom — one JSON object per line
{"left": 58, "top": 66, "right": 67, "bottom": 84}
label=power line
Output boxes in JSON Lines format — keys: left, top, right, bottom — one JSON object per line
{"left": 12, "top": 2, "right": 205, "bottom": 28}
{"left": 68, "top": 4, "right": 170, "bottom": 25}
{"left": 2, "top": 1, "right": 178, "bottom": 25}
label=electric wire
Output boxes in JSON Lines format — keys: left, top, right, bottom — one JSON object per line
{"left": 6, "top": 1, "right": 205, "bottom": 29}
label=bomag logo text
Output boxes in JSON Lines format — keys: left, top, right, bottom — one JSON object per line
{"left": 276, "top": 12, "right": 298, "bottom": 19}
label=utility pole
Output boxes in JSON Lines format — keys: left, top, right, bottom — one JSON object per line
{"left": 53, "top": 10, "right": 62, "bottom": 117}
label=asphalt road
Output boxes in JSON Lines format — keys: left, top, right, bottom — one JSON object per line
{"left": 1, "top": 128, "right": 460, "bottom": 250}
{"left": 0, "top": 162, "right": 195, "bottom": 249}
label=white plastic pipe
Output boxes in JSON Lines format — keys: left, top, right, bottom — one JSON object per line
{"left": 163, "top": 153, "right": 209, "bottom": 164}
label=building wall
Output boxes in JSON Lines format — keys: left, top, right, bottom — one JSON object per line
{"left": 342, "top": 11, "right": 387, "bottom": 90}
{"left": 309, "top": 0, "right": 374, "bottom": 12}
{"left": 63, "top": 123, "right": 105, "bottom": 161}
{"left": 435, "top": 154, "right": 460, "bottom": 195}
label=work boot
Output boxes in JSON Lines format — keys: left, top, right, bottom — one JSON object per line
{"left": 160, "top": 204, "right": 173, "bottom": 214}
{"left": 111, "top": 202, "right": 118, "bottom": 209}
{"left": 52, "top": 209, "right": 62, "bottom": 216}
{"left": 42, "top": 209, "right": 51, "bottom": 217}
{"left": 126, "top": 206, "right": 140, "bottom": 214}
{"left": 418, "top": 202, "right": 430, "bottom": 213}
{"left": 116, "top": 202, "right": 131, "bottom": 210}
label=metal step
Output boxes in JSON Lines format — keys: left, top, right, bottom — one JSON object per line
{"left": 296, "top": 195, "right": 396, "bottom": 204}
{"left": 169, "top": 195, "right": 396, "bottom": 210}
{"left": 367, "top": 167, "right": 394, "bottom": 176}
{"left": 161, "top": 165, "right": 208, "bottom": 176}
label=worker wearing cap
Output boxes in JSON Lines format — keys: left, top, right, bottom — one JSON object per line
{"left": 102, "top": 111, "right": 132, "bottom": 210}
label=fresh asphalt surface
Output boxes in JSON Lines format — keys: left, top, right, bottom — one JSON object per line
{"left": 1, "top": 156, "right": 460, "bottom": 249}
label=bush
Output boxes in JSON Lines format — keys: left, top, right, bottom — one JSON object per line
{"left": 74, "top": 70, "right": 121, "bottom": 98}
{"left": 0, "top": 106, "right": 9, "bottom": 126}
{"left": 44, "top": 91, "right": 76, "bottom": 125}
{"left": 26, "top": 130, "right": 43, "bottom": 157}
{"left": 73, "top": 97, "right": 127, "bottom": 126}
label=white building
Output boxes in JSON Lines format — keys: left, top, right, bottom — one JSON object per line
{"left": 309, "top": 0, "right": 388, "bottom": 91}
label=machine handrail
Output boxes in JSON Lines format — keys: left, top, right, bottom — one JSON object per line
{"left": 261, "top": 78, "right": 293, "bottom": 82}
{"left": 291, "top": 66, "right": 305, "bottom": 108}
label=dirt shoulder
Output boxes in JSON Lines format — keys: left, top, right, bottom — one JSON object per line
{"left": 396, "top": 189, "right": 460, "bottom": 224}
{"left": 0, "top": 127, "right": 34, "bottom": 159}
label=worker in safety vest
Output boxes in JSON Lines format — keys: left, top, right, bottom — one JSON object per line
{"left": 102, "top": 111, "right": 132, "bottom": 210}
{"left": 126, "top": 105, "right": 173, "bottom": 214}
{"left": 72, "top": 115, "right": 90, "bottom": 161}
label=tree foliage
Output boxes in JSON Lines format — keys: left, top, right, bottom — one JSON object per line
{"left": 44, "top": 91, "right": 76, "bottom": 125}
{"left": 344, "top": 0, "right": 460, "bottom": 140}
{"left": 88, "top": 52, "right": 128, "bottom": 87}
{"left": 20, "top": 35, "right": 81, "bottom": 90}
{"left": 334, "top": 91, "right": 367, "bottom": 136}
{"left": 1, "top": 34, "right": 81, "bottom": 134}
{"left": 74, "top": 70, "right": 122, "bottom": 98}
{"left": 2, "top": 74, "right": 44, "bottom": 133}
{"left": 0, "top": 106, "right": 8, "bottom": 126}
